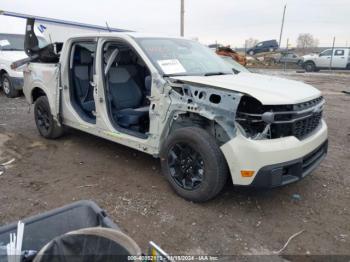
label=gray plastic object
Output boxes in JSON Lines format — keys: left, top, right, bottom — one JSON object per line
{"left": 0, "top": 200, "right": 119, "bottom": 252}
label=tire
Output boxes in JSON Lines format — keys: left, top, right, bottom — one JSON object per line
{"left": 34, "top": 96, "right": 64, "bottom": 139}
{"left": 269, "top": 47, "right": 274, "bottom": 52}
{"left": 1, "top": 73, "right": 20, "bottom": 98}
{"left": 249, "top": 51, "right": 254, "bottom": 56}
{"left": 160, "top": 127, "right": 228, "bottom": 202}
{"left": 304, "top": 61, "right": 316, "bottom": 72}
{"left": 347, "top": 64, "right": 350, "bottom": 70}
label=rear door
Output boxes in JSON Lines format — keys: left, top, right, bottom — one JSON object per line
{"left": 331, "top": 49, "right": 347, "bottom": 68}
{"left": 60, "top": 38, "right": 98, "bottom": 126}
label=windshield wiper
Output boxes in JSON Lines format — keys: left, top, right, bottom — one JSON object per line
{"left": 163, "top": 74, "right": 188, "bottom": 77}
{"left": 204, "top": 72, "right": 230, "bottom": 76}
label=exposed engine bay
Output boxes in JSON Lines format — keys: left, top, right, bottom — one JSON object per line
{"left": 236, "top": 95, "right": 324, "bottom": 140}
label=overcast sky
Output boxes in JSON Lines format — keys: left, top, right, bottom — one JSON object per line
{"left": 0, "top": 0, "right": 349, "bottom": 47}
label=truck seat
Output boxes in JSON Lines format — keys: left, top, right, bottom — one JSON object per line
{"left": 108, "top": 67, "right": 149, "bottom": 128}
{"left": 73, "top": 48, "right": 95, "bottom": 112}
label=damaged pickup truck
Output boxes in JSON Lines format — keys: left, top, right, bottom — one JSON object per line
{"left": 19, "top": 22, "right": 328, "bottom": 202}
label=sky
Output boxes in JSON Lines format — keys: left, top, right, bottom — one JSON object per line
{"left": 0, "top": 0, "right": 349, "bottom": 48}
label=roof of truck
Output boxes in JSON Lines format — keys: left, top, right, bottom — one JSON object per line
{"left": 66, "top": 32, "right": 186, "bottom": 40}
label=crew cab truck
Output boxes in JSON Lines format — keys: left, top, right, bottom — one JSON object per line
{"left": 20, "top": 29, "right": 328, "bottom": 202}
{"left": 302, "top": 48, "right": 350, "bottom": 72}
{"left": 0, "top": 33, "right": 47, "bottom": 97}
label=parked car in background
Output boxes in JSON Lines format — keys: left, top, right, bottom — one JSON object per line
{"left": 0, "top": 33, "right": 47, "bottom": 97}
{"left": 275, "top": 52, "right": 303, "bottom": 64}
{"left": 302, "top": 48, "right": 350, "bottom": 72}
{"left": 246, "top": 40, "right": 279, "bottom": 56}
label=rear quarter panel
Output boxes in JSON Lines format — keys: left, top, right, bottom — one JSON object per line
{"left": 24, "top": 63, "right": 60, "bottom": 116}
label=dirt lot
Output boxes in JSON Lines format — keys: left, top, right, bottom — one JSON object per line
{"left": 0, "top": 70, "right": 349, "bottom": 259}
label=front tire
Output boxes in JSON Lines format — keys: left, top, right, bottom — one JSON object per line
{"left": 1, "top": 73, "right": 20, "bottom": 98}
{"left": 160, "top": 127, "right": 228, "bottom": 202}
{"left": 304, "top": 61, "right": 316, "bottom": 72}
{"left": 34, "top": 96, "right": 64, "bottom": 139}
{"left": 249, "top": 51, "right": 255, "bottom": 56}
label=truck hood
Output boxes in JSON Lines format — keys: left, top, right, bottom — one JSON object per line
{"left": 171, "top": 73, "right": 321, "bottom": 105}
{"left": 0, "top": 51, "right": 27, "bottom": 63}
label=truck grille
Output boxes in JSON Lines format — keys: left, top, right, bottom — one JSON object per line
{"left": 271, "top": 97, "right": 324, "bottom": 140}
{"left": 293, "top": 111, "right": 322, "bottom": 139}
{"left": 237, "top": 96, "right": 324, "bottom": 140}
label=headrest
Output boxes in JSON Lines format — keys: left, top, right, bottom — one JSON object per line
{"left": 108, "top": 68, "right": 130, "bottom": 84}
{"left": 116, "top": 51, "right": 132, "bottom": 65}
{"left": 76, "top": 46, "right": 92, "bottom": 65}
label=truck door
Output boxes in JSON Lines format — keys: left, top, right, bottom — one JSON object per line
{"left": 317, "top": 49, "right": 332, "bottom": 68}
{"left": 61, "top": 40, "right": 98, "bottom": 125}
{"left": 331, "top": 49, "right": 347, "bottom": 68}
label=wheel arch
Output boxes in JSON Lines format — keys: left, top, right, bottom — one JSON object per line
{"left": 31, "top": 87, "right": 47, "bottom": 103}
{"left": 0, "top": 69, "right": 8, "bottom": 85}
{"left": 165, "top": 112, "right": 232, "bottom": 147}
{"left": 303, "top": 60, "right": 316, "bottom": 66}
{"left": 0, "top": 69, "right": 8, "bottom": 81}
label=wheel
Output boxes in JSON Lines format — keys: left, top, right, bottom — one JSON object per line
{"left": 249, "top": 51, "right": 254, "bottom": 56}
{"left": 269, "top": 47, "right": 274, "bottom": 52}
{"left": 34, "top": 96, "right": 64, "bottom": 139}
{"left": 160, "top": 127, "right": 228, "bottom": 202}
{"left": 347, "top": 64, "right": 350, "bottom": 70}
{"left": 304, "top": 62, "right": 316, "bottom": 72}
{"left": 1, "top": 73, "right": 19, "bottom": 98}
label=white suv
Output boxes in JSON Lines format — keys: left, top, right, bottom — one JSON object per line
{"left": 0, "top": 33, "right": 46, "bottom": 97}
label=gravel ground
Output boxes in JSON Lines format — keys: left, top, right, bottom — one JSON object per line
{"left": 0, "top": 70, "right": 349, "bottom": 260}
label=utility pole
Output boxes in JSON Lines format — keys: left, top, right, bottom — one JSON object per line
{"left": 180, "top": 0, "right": 185, "bottom": 37}
{"left": 278, "top": 4, "right": 287, "bottom": 48}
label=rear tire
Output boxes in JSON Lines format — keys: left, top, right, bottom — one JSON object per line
{"left": 1, "top": 73, "right": 20, "bottom": 98}
{"left": 304, "top": 61, "right": 316, "bottom": 72}
{"left": 34, "top": 96, "right": 64, "bottom": 139}
{"left": 249, "top": 51, "right": 254, "bottom": 56}
{"left": 160, "top": 127, "right": 228, "bottom": 203}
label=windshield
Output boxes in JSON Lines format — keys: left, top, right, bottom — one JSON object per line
{"left": 0, "top": 34, "right": 48, "bottom": 51}
{"left": 136, "top": 37, "right": 233, "bottom": 76}
{"left": 219, "top": 56, "right": 250, "bottom": 73}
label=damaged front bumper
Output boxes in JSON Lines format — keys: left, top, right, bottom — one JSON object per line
{"left": 220, "top": 120, "right": 328, "bottom": 187}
